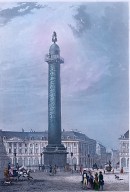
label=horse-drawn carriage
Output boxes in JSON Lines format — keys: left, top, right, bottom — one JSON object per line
{"left": 3, "top": 166, "right": 33, "bottom": 185}
{"left": 104, "top": 161, "right": 112, "bottom": 172}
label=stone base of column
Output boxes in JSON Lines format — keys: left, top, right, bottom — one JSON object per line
{"left": 43, "top": 144, "right": 68, "bottom": 167}
{"left": 0, "top": 140, "right": 10, "bottom": 180}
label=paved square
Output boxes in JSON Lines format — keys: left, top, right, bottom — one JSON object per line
{"left": 0, "top": 171, "right": 129, "bottom": 192}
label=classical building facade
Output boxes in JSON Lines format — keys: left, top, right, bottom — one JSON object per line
{"left": 62, "top": 131, "right": 97, "bottom": 167}
{"left": 0, "top": 130, "right": 97, "bottom": 169}
{"left": 119, "top": 130, "right": 129, "bottom": 170}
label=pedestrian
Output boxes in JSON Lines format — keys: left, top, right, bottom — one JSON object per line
{"left": 120, "top": 167, "right": 124, "bottom": 174}
{"left": 49, "top": 165, "right": 52, "bottom": 175}
{"left": 8, "top": 162, "right": 11, "bottom": 171}
{"left": 112, "top": 168, "right": 114, "bottom": 174}
{"left": 89, "top": 173, "right": 94, "bottom": 189}
{"left": 53, "top": 164, "right": 57, "bottom": 175}
{"left": 82, "top": 170, "right": 88, "bottom": 189}
{"left": 8, "top": 163, "right": 13, "bottom": 176}
{"left": 99, "top": 171, "right": 104, "bottom": 191}
{"left": 16, "top": 163, "right": 19, "bottom": 171}
{"left": 87, "top": 174, "right": 91, "bottom": 189}
{"left": 42, "top": 164, "right": 45, "bottom": 172}
{"left": 74, "top": 164, "right": 77, "bottom": 172}
{"left": 80, "top": 165, "right": 83, "bottom": 175}
{"left": 93, "top": 172, "right": 99, "bottom": 191}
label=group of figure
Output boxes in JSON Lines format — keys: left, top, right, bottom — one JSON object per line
{"left": 4, "top": 162, "right": 33, "bottom": 182}
{"left": 49, "top": 164, "right": 57, "bottom": 175}
{"left": 82, "top": 170, "right": 104, "bottom": 191}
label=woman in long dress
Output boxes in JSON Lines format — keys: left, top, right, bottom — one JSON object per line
{"left": 94, "top": 172, "right": 99, "bottom": 190}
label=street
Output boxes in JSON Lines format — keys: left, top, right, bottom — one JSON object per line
{"left": 0, "top": 170, "right": 129, "bottom": 192}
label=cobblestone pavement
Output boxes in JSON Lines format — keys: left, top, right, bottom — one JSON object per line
{"left": 0, "top": 171, "right": 129, "bottom": 192}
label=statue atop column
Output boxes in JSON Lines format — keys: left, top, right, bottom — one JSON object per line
{"left": 52, "top": 31, "right": 57, "bottom": 43}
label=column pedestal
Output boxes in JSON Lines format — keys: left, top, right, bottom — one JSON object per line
{"left": 43, "top": 144, "right": 67, "bottom": 167}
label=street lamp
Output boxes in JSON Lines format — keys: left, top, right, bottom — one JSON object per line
{"left": 14, "top": 152, "right": 17, "bottom": 168}
{"left": 40, "top": 152, "right": 43, "bottom": 171}
{"left": 88, "top": 154, "right": 90, "bottom": 168}
{"left": 70, "top": 152, "right": 73, "bottom": 172}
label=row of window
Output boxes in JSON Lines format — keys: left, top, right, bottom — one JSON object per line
{"left": 10, "top": 157, "right": 40, "bottom": 166}
{"left": 120, "top": 152, "right": 128, "bottom": 156}
{"left": 9, "top": 148, "right": 79, "bottom": 155}
{"left": 67, "top": 148, "right": 77, "bottom": 154}
{"left": 8, "top": 142, "right": 48, "bottom": 148}
{"left": 3, "top": 136, "right": 47, "bottom": 141}
{"left": 9, "top": 148, "right": 44, "bottom": 154}
{"left": 8, "top": 142, "right": 78, "bottom": 148}
{"left": 63, "top": 142, "right": 77, "bottom": 147}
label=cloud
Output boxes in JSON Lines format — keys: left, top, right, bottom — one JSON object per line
{"left": 0, "top": 2, "right": 44, "bottom": 26}
{"left": 69, "top": 5, "right": 91, "bottom": 37}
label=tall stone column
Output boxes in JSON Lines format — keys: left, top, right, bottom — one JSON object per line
{"left": 43, "top": 32, "right": 67, "bottom": 167}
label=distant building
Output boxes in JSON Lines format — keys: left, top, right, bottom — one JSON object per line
{"left": 96, "top": 142, "right": 108, "bottom": 168}
{"left": 106, "top": 152, "right": 112, "bottom": 164}
{"left": 119, "top": 130, "right": 129, "bottom": 171}
{"left": 62, "top": 131, "right": 97, "bottom": 167}
{"left": 1, "top": 130, "right": 97, "bottom": 169}
{"left": 110, "top": 149, "right": 119, "bottom": 168}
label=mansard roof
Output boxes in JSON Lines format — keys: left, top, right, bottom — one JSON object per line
{"left": 62, "top": 131, "right": 96, "bottom": 143}
{"left": 124, "top": 130, "right": 129, "bottom": 138}
{"left": 0, "top": 131, "right": 48, "bottom": 140}
{"left": 0, "top": 130, "right": 96, "bottom": 143}
{"left": 119, "top": 130, "right": 129, "bottom": 140}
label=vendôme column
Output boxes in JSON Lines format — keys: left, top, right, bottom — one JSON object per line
{"left": 43, "top": 32, "right": 67, "bottom": 167}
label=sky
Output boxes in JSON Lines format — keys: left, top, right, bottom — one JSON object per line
{"left": 0, "top": 2, "right": 129, "bottom": 149}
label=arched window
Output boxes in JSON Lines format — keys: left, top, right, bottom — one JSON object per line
{"left": 29, "top": 157, "right": 33, "bottom": 166}
{"left": 24, "top": 157, "right": 28, "bottom": 166}
{"left": 34, "top": 157, "right": 39, "bottom": 166}
{"left": 18, "top": 157, "right": 23, "bottom": 166}
{"left": 67, "top": 158, "right": 71, "bottom": 164}
{"left": 72, "top": 157, "right": 77, "bottom": 165}
{"left": 121, "top": 158, "right": 126, "bottom": 167}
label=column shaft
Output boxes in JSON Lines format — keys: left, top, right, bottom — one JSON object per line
{"left": 48, "top": 63, "right": 61, "bottom": 145}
